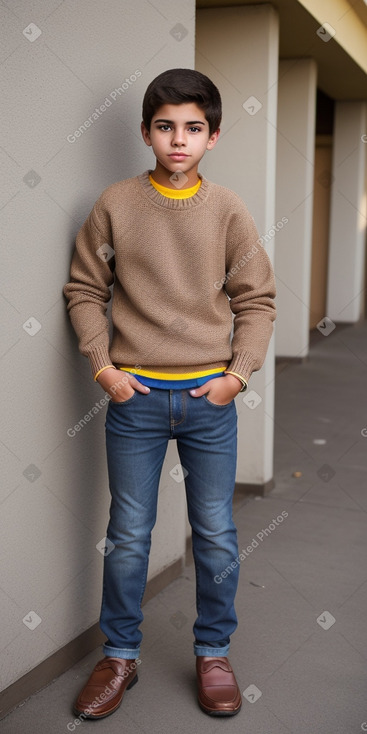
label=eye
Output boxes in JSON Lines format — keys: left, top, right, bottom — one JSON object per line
{"left": 188, "top": 126, "right": 201, "bottom": 133}
{"left": 157, "top": 124, "right": 171, "bottom": 131}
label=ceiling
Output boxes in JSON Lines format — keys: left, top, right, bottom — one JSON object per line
{"left": 196, "top": 0, "right": 367, "bottom": 99}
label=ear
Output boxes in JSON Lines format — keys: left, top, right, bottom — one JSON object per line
{"left": 141, "top": 121, "right": 152, "bottom": 147}
{"left": 206, "top": 128, "right": 220, "bottom": 151}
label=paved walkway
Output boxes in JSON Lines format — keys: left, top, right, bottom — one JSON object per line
{"left": 1, "top": 321, "right": 367, "bottom": 734}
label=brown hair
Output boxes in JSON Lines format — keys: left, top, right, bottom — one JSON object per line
{"left": 142, "top": 68, "right": 222, "bottom": 135}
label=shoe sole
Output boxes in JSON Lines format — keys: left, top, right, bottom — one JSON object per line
{"left": 198, "top": 700, "right": 242, "bottom": 717}
{"left": 73, "top": 672, "right": 138, "bottom": 720}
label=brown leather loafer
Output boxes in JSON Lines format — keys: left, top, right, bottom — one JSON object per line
{"left": 73, "top": 656, "right": 139, "bottom": 719}
{"left": 196, "top": 656, "right": 242, "bottom": 716}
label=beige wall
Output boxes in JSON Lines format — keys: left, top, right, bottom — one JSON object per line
{"left": 0, "top": 0, "right": 195, "bottom": 691}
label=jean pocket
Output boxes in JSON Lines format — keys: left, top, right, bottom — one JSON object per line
{"left": 109, "top": 391, "right": 137, "bottom": 406}
{"left": 202, "top": 394, "right": 234, "bottom": 409}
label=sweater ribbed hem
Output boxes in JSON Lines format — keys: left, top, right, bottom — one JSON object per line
{"left": 137, "top": 170, "right": 210, "bottom": 209}
{"left": 226, "top": 352, "right": 259, "bottom": 383}
{"left": 87, "top": 346, "right": 114, "bottom": 379}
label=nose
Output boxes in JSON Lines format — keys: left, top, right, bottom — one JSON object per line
{"left": 171, "top": 127, "right": 186, "bottom": 147}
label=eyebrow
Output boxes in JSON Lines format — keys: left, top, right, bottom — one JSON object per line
{"left": 153, "top": 118, "right": 206, "bottom": 125}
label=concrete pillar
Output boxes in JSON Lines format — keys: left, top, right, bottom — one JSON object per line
{"left": 196, "top": 4, "right": 279, "bottom": 491}
{"left": 327, "top": 102, "right": 367, "bottom": 322}
{"left": 274, "top": 59, "right": 317, "bottom": 357}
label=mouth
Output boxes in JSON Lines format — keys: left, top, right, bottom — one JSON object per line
{"left": 169, "top": 153, "right": 189, "bottom": 160}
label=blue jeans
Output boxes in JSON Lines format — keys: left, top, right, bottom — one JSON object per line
{"left": 100, "top": 388, "right": 239, "bottom": 660}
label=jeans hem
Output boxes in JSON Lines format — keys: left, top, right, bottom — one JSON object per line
{"left": 194, "top": 643, "right": 230, "bottom": 657}
{"left": 103, "top": 643, "right": 140, "bottom": 660}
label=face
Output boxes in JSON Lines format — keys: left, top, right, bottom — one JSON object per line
{"left": 141, "top": 102, "right": 220, "bottom": 187}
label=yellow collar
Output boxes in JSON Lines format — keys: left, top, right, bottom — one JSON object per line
{"left": 149, "top": 174, "right": 202, "bottom": 199}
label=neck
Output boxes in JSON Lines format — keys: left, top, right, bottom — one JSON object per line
{"left": 151, "top": 160, "right": 200, "bottom": 189}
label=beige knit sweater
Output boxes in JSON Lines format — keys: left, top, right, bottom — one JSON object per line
{"left": 63, "top": 170, "right": 276, "bottom": 382}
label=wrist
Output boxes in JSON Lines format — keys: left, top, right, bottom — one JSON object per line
{"left": 94, "top": 365, "right": 116, "bottom": 382}
{"left": 225, "top": 373, "right": 242, "bottom": 387}
{"left": 224, "top": 371, "right": 248, "bottom": 392}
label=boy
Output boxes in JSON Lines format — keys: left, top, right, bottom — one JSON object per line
{"left": 63, "top": 67, "right": 276, "bottom": 719}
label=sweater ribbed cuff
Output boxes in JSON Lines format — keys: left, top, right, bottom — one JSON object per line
{"left": 226, "top": 352, "right": 258, "bottom": 383}
{"left": 87, "top": 346, "right": 114, "bottom": 379}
